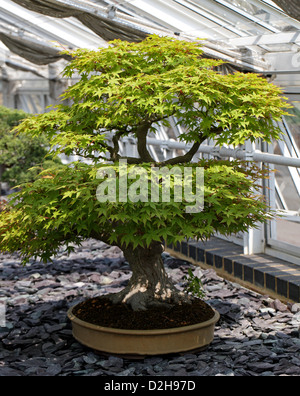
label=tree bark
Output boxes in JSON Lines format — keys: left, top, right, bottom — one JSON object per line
{"left": 105, "top": 242, "right": 190, "bottom": 311}
{"left": 136, "top": 122, "right": 155, "bottom": 163}
{"left": 159, "top": 134, "right": 206, "bottom": 166}
{"left": 0, "top": 164, "right": 6, "bottom": 195}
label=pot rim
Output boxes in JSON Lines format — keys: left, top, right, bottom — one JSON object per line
{"left": 67, "top": 302, "right": 220, "bottom": 336}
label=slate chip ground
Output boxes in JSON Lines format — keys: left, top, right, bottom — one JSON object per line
{"left": 0, "top": 239, "right": 300, "bottom": 376}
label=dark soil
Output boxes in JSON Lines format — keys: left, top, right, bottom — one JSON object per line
{"left": 73, "top": 297, "right": 215, "bottom": 330}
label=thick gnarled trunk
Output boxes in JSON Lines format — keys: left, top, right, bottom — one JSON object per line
{"left": 106, "top": 242, "right": 190, "bottom": 311}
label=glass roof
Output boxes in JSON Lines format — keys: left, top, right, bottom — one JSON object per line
{"left": 223, "top": 0, "right": 298, "bottom": 31}
{"left": 106, "top": 0, "right": 300, "bottom": 36}
{"left": 0, "top": 0, "right": 299, "bottom": 78}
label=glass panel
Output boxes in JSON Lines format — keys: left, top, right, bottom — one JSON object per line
{"left": 273, "top": 141, "right": 300, "bottom": 211}
{"left": 274, "top": 166, "right": 300, "bottom": 211}
{"left": 274, "top": 219, "right": 300, "bottom": 246}
{"left": 269, "top": 98, "right": 300, "bottom": 249}
{"left": 262, "top": 43, "right": 295, "bottom": 52}
{"left": 284, "top": 97, "right": 300, "bottom": 151}
{"left": 222, "top": 0, "right": 258, "bottom": 14}
{"left": 223, "top": 0, "right": 298, "bottom": 31}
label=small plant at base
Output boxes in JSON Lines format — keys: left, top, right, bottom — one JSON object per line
{"left": 183, "top": 268, "right": 206, "bottom": 300}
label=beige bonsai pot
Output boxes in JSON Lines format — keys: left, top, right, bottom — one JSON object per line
{"left": 67, "top": 304, "right": 220, "bottom": 356}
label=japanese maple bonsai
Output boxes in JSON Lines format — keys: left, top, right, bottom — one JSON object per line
{"left": 0, "top": 35, "right": 289, "bottom": 314}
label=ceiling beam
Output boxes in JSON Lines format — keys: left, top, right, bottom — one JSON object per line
{"left": 228, "top": 31, "right": 300, "bottom": 47}
{"left": 213, "top": 0, "right": 281, "bottom": 33}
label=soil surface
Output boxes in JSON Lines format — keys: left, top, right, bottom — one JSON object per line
{"left": 73, "top": 297, "right": 215, "bottom": 330}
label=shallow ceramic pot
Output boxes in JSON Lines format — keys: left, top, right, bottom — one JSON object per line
{"left": 67, "top": 304, "right": 220, "bottom": 356}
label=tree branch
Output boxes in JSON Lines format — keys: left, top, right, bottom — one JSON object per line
{"left": 159, "top": 135, "right": 206, "bottom": 166}
{"left": 119, "top": 156, "right": 145, "bottom": 164}
{"left": 136, "top": 122, "right": 156, "bottom": 163}
{"left": 110, "top": 131, "right": 122, "bottom": 162}
{"left": 210, "top": 126, "right": 224, "bottom": 135}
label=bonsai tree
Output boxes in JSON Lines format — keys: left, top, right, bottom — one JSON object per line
{"left": 0, "top": 106, "right": 62, "bottom": 190}
{"left": 0, "top": 35, "right": 289, "bottom": 311}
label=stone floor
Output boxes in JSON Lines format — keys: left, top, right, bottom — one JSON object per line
{"left": 0, "top": 239, "right": 300, "bottom": 376}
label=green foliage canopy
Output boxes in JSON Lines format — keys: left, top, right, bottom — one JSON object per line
{"left": 0, "top": 160, "right": 271, "bottom": 264}
{"left": 16, "top": 35, "right": 289, "bottom": 164}
{"left": 0, "top": 35, "right": 291, "bottom": 264}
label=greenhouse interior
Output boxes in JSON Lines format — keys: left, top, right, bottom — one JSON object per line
{"left": 0, "top": 0, "right": 300, "bottom": 378}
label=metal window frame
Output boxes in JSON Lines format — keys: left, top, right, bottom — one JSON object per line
{"left": 266, "top": 160, "right": 300, "bottom": 265}
{"left": 228, "top": 0, "right": 300, "bottom": 29}
{"left": 212, "top": 0, "right": 281, "bottom": 33}
{"left": 228, "top": 31, "right": 300, "bottom": 47}
{"left": 173, "top": 0, "right": 247, "bottom": 37}
{"left": 264, "top": 114, "right": 300, "bottom": 264}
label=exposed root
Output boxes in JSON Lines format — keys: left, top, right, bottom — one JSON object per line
{"left": 105, "top": 282, "right": 193, "bottom": 311}
{"left": 102, "top": 241, "right": 193, "bottom": 311}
